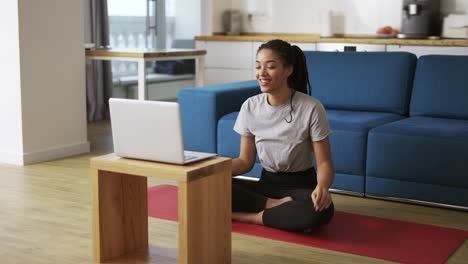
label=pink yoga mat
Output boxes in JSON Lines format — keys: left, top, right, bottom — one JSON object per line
{"left": 147, "top": 184, "right": 468, "bottom": 264}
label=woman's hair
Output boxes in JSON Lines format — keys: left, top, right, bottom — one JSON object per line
{"left": 257, "top": 39, "right": 312, "bottom": 123}
{"left": 257, "top": 39, "right": 311, "bottom": 95}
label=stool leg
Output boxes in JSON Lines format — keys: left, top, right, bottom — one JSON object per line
{"left": 91, "top": 170, "right": 148, "bottom": 262}
{"left": 178, "top": 162, "right": 232, "bottom": 264}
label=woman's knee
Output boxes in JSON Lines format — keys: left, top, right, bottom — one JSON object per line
{"left": 298, "top": 202, "right": 334, "bottom": 230}
{"left": 317, "top": 202, "right": 334, "bottom": 226}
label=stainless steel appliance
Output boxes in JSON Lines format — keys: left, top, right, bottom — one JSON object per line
{"left": 223, "top": 10, "right": 242, "bottom": 35}
{"left": 398, "top": 0, "right": 441, "bottom": 39}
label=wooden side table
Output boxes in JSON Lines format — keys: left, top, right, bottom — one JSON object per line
{"left": 85, "top": 48, "right": 206, "bottom": 100}
{"left": 90, "top": 153, "right": 232, "bottom": 264}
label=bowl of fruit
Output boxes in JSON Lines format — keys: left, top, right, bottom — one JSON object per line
{"left": 376, "top": 26, "right": 399, "bottom": 38}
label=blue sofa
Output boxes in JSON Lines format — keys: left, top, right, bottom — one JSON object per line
{"left": 366, "top": 55, "right": 468, "bottom": 208}
{"left": 178, "top": 52, "right": 468, "bottom": 209}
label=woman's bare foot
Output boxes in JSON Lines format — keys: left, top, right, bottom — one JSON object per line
{"left": 232, "top": 211, "right": 264, "bottom": 225}
{"left": 265, "top": 196, "right": 293, "bottom": 209}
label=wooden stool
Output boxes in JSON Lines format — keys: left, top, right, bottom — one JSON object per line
{"left": 90, "top": 153, "right": 232, "bottom": 263}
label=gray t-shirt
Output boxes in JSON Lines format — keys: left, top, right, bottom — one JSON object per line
{"left": 234, "top": 91, "right": 331, "bottom": 173}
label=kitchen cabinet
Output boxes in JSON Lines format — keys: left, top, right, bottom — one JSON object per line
{"left": 197, "top": 40, "right": 317, "bottom": 85}
{"left": 387, "top": 45, "right": 468, "bottom": 57}
{"left": 316, "top": 43, "right": 386, "bottom": 52}
{"left": 197, "top": 37, "right": 468, "bottom": 85}
{"left": 196, "top": 40, "right": 254, "bottom": 85}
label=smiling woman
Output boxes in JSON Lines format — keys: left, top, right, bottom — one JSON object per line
{"left": 231, "top": 39, "right": 335, "bottom": 232}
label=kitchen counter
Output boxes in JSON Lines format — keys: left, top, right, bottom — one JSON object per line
{"left": 195, "top": 34, "right": 468, "bottom": 47}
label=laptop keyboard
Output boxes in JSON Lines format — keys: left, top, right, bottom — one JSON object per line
{"left": 184, "top": 155, "right": 197, "bottom": 161}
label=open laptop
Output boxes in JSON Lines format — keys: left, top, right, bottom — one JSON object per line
{"left": 109, "top": 98, "right": 217, "bottom": 164}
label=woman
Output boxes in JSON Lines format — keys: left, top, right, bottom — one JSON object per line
{"left": 232, "top": 39, "right": 334, "bottom": 232}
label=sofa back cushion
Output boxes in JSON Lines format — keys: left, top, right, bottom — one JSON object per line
{"left": 305, "top": 51, "right": 416, "bottom": 115}
{"left": 410, "top": 55, "right": 468, "bottom": 120}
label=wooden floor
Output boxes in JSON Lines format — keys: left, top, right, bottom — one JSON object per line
{"left": 0, "top": 120, "right": 467, "bottom": 264}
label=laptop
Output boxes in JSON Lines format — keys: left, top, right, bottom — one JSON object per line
{"left": 109, "top": 98, "right": 217, "bottom": 164}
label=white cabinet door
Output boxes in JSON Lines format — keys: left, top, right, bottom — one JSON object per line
{"left": 387, "top": 45, "right": 468, "bottom": 57}
{"left": 203, "top": 41, "right": 253, "bottom": 69}
{"left": 292, "top": 42, "right": 317, "bottom": 51}
{"left": 195, "top": 40, "right": 206, "bottom": 49}
{"left": 316, "top": 43, "right": 386, "bottom": 52}
{"left": 197, "top": 41, "right": 254, "bottom": 85}
{"left": 204, "top": 68, "right": 253, "bottom": 86}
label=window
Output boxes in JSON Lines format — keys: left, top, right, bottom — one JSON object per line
{"left": 107, "top": 0, "right": 201, "bottom": 100}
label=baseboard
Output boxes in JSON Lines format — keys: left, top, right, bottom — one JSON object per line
{"left": 22, "top": 141, "right": 90, "bottom": 165}
{"left": 0, "top": 141, "right": 90, "bottom": 166}
{"left": 0, "top": 151, "right": 24, "bottom": 165}
{"left": 365, "top": 194, "right": 468, "bottom": 211}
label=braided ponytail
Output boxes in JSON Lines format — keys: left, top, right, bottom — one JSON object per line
{"left": 257, "top": 39, "right": 311, "bottom": 95}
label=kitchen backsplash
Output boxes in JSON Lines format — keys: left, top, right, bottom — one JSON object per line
{"left": 214, "top": 0, "right": 468, "bottom": 35}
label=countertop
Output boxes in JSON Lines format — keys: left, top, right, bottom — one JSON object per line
{"left": 85, "top": 48, "right": 206, "bottom": 58}
{"left": 195, "top": 34, "right": 468, "bottom": 47}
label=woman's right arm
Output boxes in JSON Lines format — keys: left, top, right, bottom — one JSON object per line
{"left": 232, "top": 135, "right": 256, "bottom": 176}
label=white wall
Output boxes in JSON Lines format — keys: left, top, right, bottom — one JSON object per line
{"left": 441, "top": 0, "right": 468, "bottom": 13}
{"left": 0, "top": 1, "right": 24, "bottom": 164}
{"left": 0, "top": 0, "right": 89, "bottom": 165}
{"left": 174, "top": 0, "right": 201, "bottom": 39}
{"left": 201, "top": 0, "right": 212, "bottom": 34}
{"left": 211, "top": 0, "right": 232, "bottom": 33}
{"left": 212, "top": 0, "right": 468, "bottom": 35}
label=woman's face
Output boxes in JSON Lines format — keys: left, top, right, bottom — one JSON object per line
{"left": 255, "top": 48, "right": 293, "bottom": 94}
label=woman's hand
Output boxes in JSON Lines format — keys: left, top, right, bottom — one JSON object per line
{"left": 311, "top": 185, "right": 332, "bottom": 212}
{"left": 311, "top": 137, "right": 334, "bottom": 212}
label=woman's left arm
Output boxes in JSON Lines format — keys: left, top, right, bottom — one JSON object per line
{"left": 311, "top": 137, "right": 334, "bottom": 211}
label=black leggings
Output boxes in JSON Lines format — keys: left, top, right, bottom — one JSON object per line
{"left": 232, "top": 167, "right": 334, "bottom": 232}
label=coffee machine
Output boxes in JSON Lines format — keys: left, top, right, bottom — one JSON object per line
{"left": 398, "top": 0, "right": 441, "bottom": 39}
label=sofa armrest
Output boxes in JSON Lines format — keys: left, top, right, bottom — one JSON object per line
{"left": 178, "top": 80, "right": 260, "bottom": 153}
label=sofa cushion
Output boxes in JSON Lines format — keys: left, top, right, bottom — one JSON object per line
{"left": 327, "top": 110, "right": 405, "bottom": 178}
{"left": 410, "top": 55, "right": 468, "bottom": 120}
{"left": 305, "top": 51, "right": 416, "bottom": 115}
{"left": 367, "top": 116, "right": 468, "bottom": 189}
